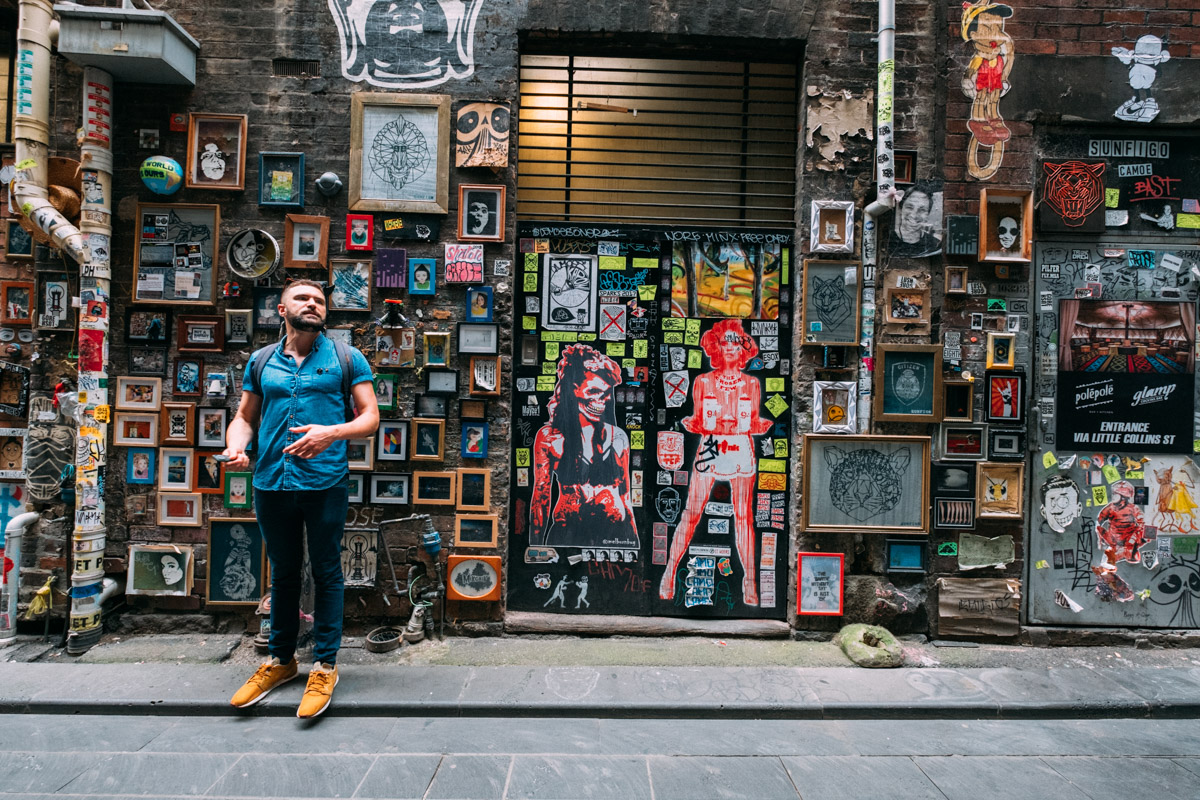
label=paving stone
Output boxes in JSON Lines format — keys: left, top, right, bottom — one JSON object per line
{"left": 0, "top": 752, "right": 104, "bottom": 794}
{"left": 0, "top": 714, "right": 173, "bottom": 753}
{"left": 1173, "top": 758, "right": 1200, "bottom": 777}
{"left": 506, "top": 756, "right": 651, "bottom": 799}
{"left": 804, "top": 668, "right": 996, "bottom": 715}
{"left": 1114, "top": 667, "right": 1200, "bottom": 709}
{"left": 426, "top": 755, "right": 511, "bottom": 799}
{"left": 353, "top": 755, "right": 443, "bottom": 799}
{"left": 596, "top": 719, "right": 860, "bottom": 756}
{"left": 141, "top": 716, "right": 398, "bottom": 754}
{"left": 649, "top": 756, "right": 800, "bottom": 800}
{"left": 781, "top": 755, "right": 944, "bottom": 799}
{"left": 205, "top": 753, "right": 377, "bottom": 797}
{"left": 57, "top": 752, "right": 240, "bottom": 796}
{"left": 384, "top": 718, "right": 603, "bottom": 755}
{"left": 915, "top": 756, "right": 1093, "bottom": 800}
{"left": 1040, "top": 755, "right": 1200, "bottom": 800}
{"left": 974, "top": 667, "right": 1148, "bottom": 714}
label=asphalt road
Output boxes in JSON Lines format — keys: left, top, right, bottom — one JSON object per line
{"left": 2, "top": 714, "right": 1199, "bottom": 799}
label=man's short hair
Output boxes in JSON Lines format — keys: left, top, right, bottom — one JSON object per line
{"left": 282, "top": 279, "right": 327, "bottom": 301}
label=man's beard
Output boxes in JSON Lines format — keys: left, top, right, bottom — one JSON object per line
{"left": 287, "top": 310, "right": 324, "bottom": 332}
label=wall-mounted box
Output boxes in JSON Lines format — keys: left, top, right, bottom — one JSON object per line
{"left": 55, "top": 4, "right": 200, "bottom": 86}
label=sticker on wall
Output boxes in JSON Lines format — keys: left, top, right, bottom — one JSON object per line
{"left": 959, "top": 0, "right": 1015, "bottom": 180}
{"left": 1040, "top": 162, "right": 1106, "bottom": 232}
{"left": 1111, "top": 35, "right": 1171, "bottom": 123}
{"left": 542, "top": 254, "right": 598, "bottom": 331}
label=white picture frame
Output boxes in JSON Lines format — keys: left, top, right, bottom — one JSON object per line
{"left": 196, "top": 407, "right": 228, "bottom": 449}
{"left": 810, "top": 199, "right": 855, "bottom": 254}
{"left": 812, "top": 381, "right": 857, "bottom": 434}
{"left": 370, "top": 473, "right": 411, "bottom": 504}
{"left": 158, "top": 447, "right": 195, "bottom": 492}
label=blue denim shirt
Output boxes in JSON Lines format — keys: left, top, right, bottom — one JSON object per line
{"left": 244, "top": 335, "right": 374, "bottom": 491}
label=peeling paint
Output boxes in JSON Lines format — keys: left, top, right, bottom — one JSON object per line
{"left": 805, "top": 87, "right": 873, "bottom": 170}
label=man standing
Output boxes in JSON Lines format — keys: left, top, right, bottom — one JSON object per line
{"left": 225, "top": 280, "right": 378, "bottom": 718}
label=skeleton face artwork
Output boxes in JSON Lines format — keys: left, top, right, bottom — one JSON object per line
{"left": 329, "top": 0, "right": 487, "bottom": 89}
{"left": 574, "top": 372, "right": 614, "bottom": 422}
{"left": 998, "top": 216, "right": 1018, "bottom": 250}
{"left": 199, "top": 143, "right": 227, "bottom": 181}
{"left": 456, "top": 102, "right": 510, "bottom": 167}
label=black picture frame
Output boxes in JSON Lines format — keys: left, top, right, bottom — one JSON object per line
{"left": 128, "top": 347, "right": 169, "bottom": 377}
{"left": 984, "top": 371, "right": 1026, "bottom": 425}
{"left": 0, "top": 361, "right": 30, "bottom": 417}
{"left": 125, "top": 308, "right": 171, "bottom": 344}
{"left": 253, "top": 286, "right": 284, "bottom": 331}
{"left": 258, "top": 152, "right": 305, "bottom": 209}
{"left": 424, "top": 367, "right": 459, "bottom": 395}
{"left": 414, "top": 393, "right": 448, "bottom": 418}
{"left": 988, "top": 428, "right": 1026, "bottom": 461}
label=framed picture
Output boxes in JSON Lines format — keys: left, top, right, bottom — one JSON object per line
{"left": 176, "top": 315, "right": 224, "bottom": 353}
{"left": 469, "top": 356, "right": 500, "bottom": 397}
{"left": 465, "top": 286, "right": 494, "bottom": 322}
{"left": 370, "top": 473, "right": 411, "bottom": 504}
{"left": 373, "top": 373, "right": 398, "bottom": 411}
{"left": 810, "top": 200, "right": 854, "bottom": 254}
{"left": 988, "top": 428, "right": 1025, "bottom": 461}
{"left": 456, "top": 467, "right": 491, "bottom": 511}
{"left": 128, "top": 347, "right": 168, "bottom": 377}
{"left": 113, "top": 411, "right": 159, "bottom": 447}
{"left": 347, "top": 473, "right": 365, "bottom": 503}
{"left": 0, "top": 427, "right": 23, "bottom": 479}
{"left": 347, "top": 437, "right": 374, "bottom": 470}
{"left": 812, "top": 380, "right": 856, "bottom": 434}
{"left": 35, "top": 272, "right": 72, "bottom": 331}
{"left": 283, "top": 214, "right": 330, "bottom": 269}
{"left": 942, "top": 381, "right": 974, "bottom": 423}
{"left": 413, "top": 471, "right": 456, "bottom": 506}
{"left": 377, "top": 420, "right": 408, "bottom": 461}
{"left": 460, "top": 398, "right": 487, "bottom": 420}
{"left": 932, "top": 462, "right": 976, "bottom": 498}
{"left": 886, "top": 538, "right": 926, "bottom": 573}
{"left": 796, "top": 552, "right": 844, "bottom": 616}
{"left": 945, "top": 266, "right": 968, "bottom": 295}
{"left": 457, "top": 322, "right": 499, "bottom": 354}
{"left": 224, "top": 471, "right": 253, "bottom": 510}
{"left": 940, "top": 425, "right": 987, "bottom": 461}
{"left": 258, "top": 152, "right": 304, "bottom": 208}
{"left": 115, "top": 377, "right": 162, "bottom": 411}
{"left": 423, "top": 331, "right": 450, "bottom": 366}
{"left": 457, "top": 184, "right": 505, "bottom": 242}
{"left": 206, "top": 518, "right": 266, "bottom": 606}
{"left": 127, "top": 544, "right": 195, "bottom": 596}
{"left": 454, "top": 514, "right": 499, "bottom": 548}
{"left": 224, "top": 309, "right": 252, "bottom": 345}
{"left": 125, "top": 493, "right": 154, "bottom": 524}
{"left": 186, "top": 113, "right": 247, "bottom": 190}
{"left": 0, "top": 281, "right": 33, "bottom": 325}
{"left": 253, "top": 287, "right": 283, "bottom": 330}
{"left": 133, "top": 203, "right": 220, "bottom": 305}
{"left": 126, "top": 310, "right": 171, "bottom": 345}
{"left": 329, "top": 258, "right": 372, "bottom": 311}
{"left": 327, "top": 326, "right": 355, "bottom": 347}
{"left": 979, "top": 187, "right": 1033, "bottom": 263}
{"left": 977, "top": 461, "right": 1025, "bottom": 519}
{"left": 4, "top": 219, "right": 33, "bottom": 261}
{"left": 408, "top": 257, "right": 437, "bottom": 295}
{"left": 985, "top": 332, "right": 1016, "bottom": 370}
{"left": 445, "top": 554, "right": 501, "bottom": 602}
{"left": 160, "top": 402, "right": 196, "bottom": 446}
{"left": 126, "top": 447, "right": 156, "bottom": 486}
{"left": 801, "top": 434, "right": 930, "bottom": 534}
{"left": 934, "top": 498, "right": 976, "bottom": 529}
{"left": 194, "top": 451, "right": 225, "bottom": 494}
{"left": 873, "top": 344, "right": 943, "bottom": 423}
{"left": 157, "top": 492, "right": 203, "bottom": 527}
{"left": 375, "top": 247, "right": 407, "bottom": 288}
{"left": 0, "top": 361, "right": 29, "bottom": 417}
{"left": 350, "top": 93, "right": 450, "bottom": 214}
{"left": 884, "top": 286, "right": 931, "bottom": 327}
{"left": 893, "top": 150, "right": 917, "bottom": 185}
{"left": 411, "top": 418, "right": 445, "bottom": 461}
{"left": 800, "top": 260, "right": 861, "bottom": 346}
{"left": 225, "top": 229, "right": 281, "bottom": 281}
{"left": 157, "top": 447, "right": 195, "bottom": 492}
{"left": 173, "top": 357, "right": 204, "bottom": 397}
{"left": 345, "top": 213, "right": 374, "bottom": 251}
{"left": 461, "top": 422, "right": 488, "bottom": 459}
{"left": 424, "top": 368, "right": 458, "bottom": 395}
{"left": 985, "top": 371, "right": 1025, "bottom": 424}
{"left": 415, "top": 394, "right": 448, "bottom": 418}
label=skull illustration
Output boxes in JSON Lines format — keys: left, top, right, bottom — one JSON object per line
{"left": 456, "top": 102, "right": 510, "bottom": 167}
{"left": 998, "top": 216, "right": 1018, "bottom": 250}
{"left": 328, "top": 0, "right": 487, "bottom": 89}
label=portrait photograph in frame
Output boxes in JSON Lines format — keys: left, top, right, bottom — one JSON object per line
{"left": 812, "top": 380, "right": 856, "bottom": 434}
{"left": 465, "top": 286, "right": 494, "bottom": 323}
{"left": 453, "top": 514, "right": 499, "bottom": 548}
{"left": 186, "top": 113, "right": 247, "bottom": 191}
{"left": 127, "top": 544, "right": 195, "bottom": 596}
{"left": 977, "top": 461, "right": 1025, "bottom": 519}
{"left": 985, "top": 371, "right": 1025, "bottom": 425}
{"left": 945, "top": 266, "right": 968, "bottom": 295}
{"left": 126, "top": 447, "right": 156, "bottom": 486}
{"left": 258, "top": 152, "right": 304, "bottom": 208}
{"left": 378, "top": 420, "right": 409, "bottom": 461}
{"left": 801, "top": 434, "right": 931, "bottom": 534}
{"left": 1, "top": 280, "right": 34, "bottom": 326}
{"left": 796, "top": 552, "right": 845, "bottom": 616}
{"left": 370, "top": 473, "right": 411, "bottom": 505}
{"left": 206, "top": 518, "right": 266, "bottom": 606}
{"left": 224, "top": 471, "right": 253, "bottom": 510}
{"left": 809, "top": 200, "right": 854, "bottom": 254}
{"left": 412, "top": 471, "right": 457, "bottom": 506}
{"left": 374, "top": 373, "right": 399, "bottom": 411}
{"left": 283, "top": 214, "right": 330, "bottom": 269}
{"left": 456, "top": 467, "right": 491, "bottom": 511}
{"left": 942, "top": 380, "right": 974, "bottom": 423}
{"left": 346, "top": 213, "right": 374, "bottom": 252}
{"left": 133, "top": 203, "right": 220, "bottom": 305}
{"left": 457, "top": 184, "right": 505, "bottom": 242}
{"left": 349, "top": 93, "right": 450, "bottom": 214}
{"left": 801, "top": 260, "right": 860, "bottom": 346}
{"left": 940, "top": 424, "right": 988, "bottom": 461}
{"left": 873, "top": 344, "right": 943, "bottom": 423}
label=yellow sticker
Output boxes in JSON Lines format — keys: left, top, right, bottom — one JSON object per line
{"left": 631, "top": 430, "right": 645, "bottom": 449}
{"left": 633, "top": 339, "right": 648, "bottom": 359}
{"left": 1092, "top": 485, "right": 1108, "bottom": 506}
{"left": 525, "top": 253, "right": 538, "bottom": 270}
{"left": 1106, "top": 188, "right": 1120, "bottom": 208}
{"left": 662, "top": 318, "right": 685, "bottom": 331}
{"left": 1042, "top": 451, "right": 1057, "bottom": 469}
{"left": 638, "top": 285, "right": 656, "bottom": 301}
{"left": 523, "top": 273, "right": 538, "bottom": 292}
{"left": 599, "top": 256, "right": 626, "bottom": 270}
{"left": 632, "top": 257, "right": 658, "bottom": 270}
{"left": 765, "top": 378, "right": 784, "bottom": 393}
{"left": 687, "top": 349, "right": 702, "bottom": 369}
{"left": 515, "top": 448, "right": 531, "bottom": 467}
{"left": 759, "top": 458, "right": 787, "bottom": 473}
{"left": 579, "top": 333, "right": 597, "bottom": 342}
{"left": 758, "top": 473, "right": 786, "bottom": 490}
{"left": 773, "top": 438, "right": 788, "bottom": 457}
{"left": 1177, "top": 213, "right": 1200, "bottom": 229}
{"left": 93, "top": 405, "right": 110, "bottom": 423}
{"left": 765, "top": 394, "right": 788, "bottom": 417}
{"left": 684, "top": 331, "right": 701, "bottom": 346}
{"left": 664, "top": 331, "right": 683, "bottom": 344}
{"left": 685, "top": 319, "right": 701, "bottom": 334}
{"left": 541, "top": 361, "right": 556, "bottom": 375}
{"left": 15, "top": 158, "right": 36, "bottom": 170}
{"left": 545, "top": 342, "right": 560, "bottom": 361}
{"left": 1126, "top": 470, "right": 1144, "bottom": 480}
{"left": 1102, "top": 464, "right": 1121, "bottom": 484}
{"left": 621, "top": 358, "right": 636, "bottom": 370}
{"left": 1034, "top": 560, "right": 1049, "bottom": 569}
{"left": 606, "top": 343, "right": 626, "bottom": 357}
{"left": 782, "top": 248, "right": 789, "bottom": 284}
{"left": 541, "top": 331, "right": 578, "bottom": 342}
{"left": 522, "top": 315, "right": 537, "bottom": 330}
{"left": 536, "top": 375, "right": 556, "bottom": 390}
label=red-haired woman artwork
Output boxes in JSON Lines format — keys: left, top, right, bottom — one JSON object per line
{"left": 658, "top": 319, "right": 772, "bottom": 606}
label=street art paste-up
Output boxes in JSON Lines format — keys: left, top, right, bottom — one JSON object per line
{"left": 670, "top": 242, "right": 781, "bottom": 320}
{"left": 959, "top": 0, "right": 1014, "bottom": 180}
{"left": 455, "top": 103, "right": 510, "bottom": 168}
{"left": 1147, "top": 457, "right": 1200, "bottom": 534}
{"left": 1097, "top": 480, "right": 1147, "bottom": 564}
{"left": 543, "top": 254, "right": 598, "bottom": 331}
{"left": 328, "top": 0, "right": 487, "bottom": 89}
{"left": 1040, "top": 474, "right": 1082, "bottom": 534}
{"left": 24, "top": 395, "right": 76, "bottom": 504}
{"left": 1093, "top": 546, "right": 1136, "bottom": 602}
{"left": 1148, "top": 549, "right": 1200, "bottom": 627}
{"left": 657, "top": 320, "right": 772, "bottom": 606}
{"left": 528, "top": 344, "right": 639, "bottom": 558}
{"left": 1111, "top": 35, "right": 1171, "bottom": 123}
{"left": 1041, "top": 162, "right": 1106, "bottom": 231}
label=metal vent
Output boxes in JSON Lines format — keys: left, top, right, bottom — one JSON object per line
{"left": 272, "top": 59, "right": 321, "bottom": 78}
{"left": 518, "top": 54, "right": 798, "bottom": 227}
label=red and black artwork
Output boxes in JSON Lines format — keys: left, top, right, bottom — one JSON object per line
{"left": 1039, "top": 160, "right": 1106, "bottom": 232}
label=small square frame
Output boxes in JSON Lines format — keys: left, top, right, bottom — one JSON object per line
{"left": 328, "top": 258, "right": 372, "bottom": 311}
{"left": 160, "top": 402, "right": 196, "bottom": 446}
{"left": 812, "top": 380, "right": 856, "bottom": 434}
{"left": 457, "top": 184, "right": 505, "bottom": 242}
{"left": 128, "top": 347, "right": 168, "bottom": 377}
{"left": 126, "top": 447, "right": 156, "bottom": 486}
{"left": 423, "top": 331, "right": 451, "bottom": 366}
{"left": 410, "top": 418, "right": 446, "bottom": 461}
{"left": 173, "top": 357, "right": 204, "bottom": 397}
{"left": 186, "top": 113, "right": 248, "bottom": 191}
{"left": 465, "top": 286, "right": 494, "bottom": 322}
{"left": 456, "top": 467, "right": 491, "bottom": 511}
{"left": 0, "top": 280, "right": 34, "bottom": 326}
{"left": 796, "top": 552, "right": 845, "bottom": 615}
{"left": 157, "top": 446, "right": 195, "bottom": 492}
{"left": 979, "top": 187, "right": 1034, "bottom": 263}
{"left": 347, "top": 474, "right": 365, "bottom": 503}
{"left": 113, "top": 411, "right": 159, "bottom": 447}
{"left": 810, "top": 200, "right": 855, "bottom": 254}
{"left": 373, "top": 373, "right": 399, "bottom": 411}
{"left": 459, "top": 398, "right": 488, "bottom": 420}
{"left": 884, "top": 286, "right": 931, "bottom": 327}
{"left": 945, "top": 266, "right": 968, "bottom": 295}
{"left": 176, "top": 315, "right": 225, "bottom": 353}
{"left": 4, "top": 219, "right": 33, "bottom": 261}
{"left": 283, "top": 214, "right": 330, "bottom": 270}
{"left": 347, "top": 437, "right": 375, "bottom": 470}
{"left": 412, "top": 471, "right": 457, "bottom": 506}
{"left": 377, "top": 420, "right": 409, "bottom": 461}
{"left": 886, "top": 538, "right": 927, "bottom": 573}
{"left": 115, "top": 377, "right": 163, "bottom": 412}
{"left": 933, "top": 498, "right": 976, "bottom": 529}
{"left": 985, "top": 371, "right": 1025, "bottom": 425}
{"left": 940, "top": 424, "right": 988, "bottom": 461}
{"left": 976, "top": 461, "right": 1025, "bottom": 519}
{"left": 469, "top": 355, "right": 501, "bottom": 397}
{"left": 127, "top": 543, "right": 196, "bottom": 595}
{"left": 415, "top": 393, "right": 448, "bottom": 418}
{"left": 873, "top": 344, "right": 943, "bottom": 423}
{"left": 985, "top": 332, "right": 1016, "bottom": 370}
{"left": 193, "top": 451, "right": 226, "bottom": 494}
{"left": 258, "top": 151, "right": 305, "bottom": 208}
{"left": 454, "top": 514, "right": 499, "bottom": 548}
{"left": 408, "top": 258, "right": 437, "bottom": 295}
{"left": 157, "top": 492, "right": 203, "bottom": 527}
{"left": 457, "top": 322, "right": 499, "bottom": 354}
{"left": 370, "top": 473, "right": 411, "bottom": 504}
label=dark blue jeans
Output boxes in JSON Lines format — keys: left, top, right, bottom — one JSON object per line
{"left": 255, "top": 485, "right": 348, "bottom": 665}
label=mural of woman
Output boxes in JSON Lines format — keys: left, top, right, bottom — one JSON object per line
{"left": 658, "top": 319, "right": 772, "bottom": 606}
{"left": 528, "top": 344, "right": 639, "bottom": 557}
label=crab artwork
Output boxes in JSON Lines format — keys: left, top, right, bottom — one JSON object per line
{"left": 1112, "top": 35, "right": 1171, "bottom": 123}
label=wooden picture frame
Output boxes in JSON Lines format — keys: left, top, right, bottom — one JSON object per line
{"left": 977, "top": 461, "right": 1025, "bottom": 519}
{"left": 410, "top": 418, "right": 445, "bottom": 461}
{"left": 978, "top": 187, "right": 1033, "bottom": 263}
{"left": 176, "top": 315, "right": 224, "bottom": 353}
{"left": 810, "top": 200, "right": 854, "bottom": 254}
{"left": 796, "top": 552, "right": 845, "bottom": 616}
{"left": 186, "top": 113, "right": 247, "bottom": 190}
{"left": 884, "top": 286, "right": 931, "bottom": 327}
{"left": 196, "top": 407, "right": 228, "bottom": 449}
{"left": 157, "top": 447, "right": 195, "bottom": 492}
{"left": 283, "top": 214, "right": 330, "bottom": 269}
{"left": 412, "top": 470, "right": 457, "bottom": 506}
{"left": 801, "top": 260, "right": 861, "bottom": 346}
{"left": 133, "top": 203, "right": 220, "bottom": 305}
{"left": 985, "top": 371, "right": 1025, "bottom": 425}
{"left": 459, "top": 398, "right": 488, "bottom": 420}
{"left": 194, "top": 451, "right": 226, "bottom": 494}
{"left": 985, "top": 332, "right": 1016, "bottom": 370}
{"left": 0, "top": 280, "right": 34, "bottom": 326}
{"left": 873, "top": 344, "right": 943, "bottom": 423}
{"left": 329, "top": 258, "right": 372, "bottom": 311}
{"left": 801, "top": 434, "right": 931, "bottom": 534}
{"left": 206, "top": 518, "right": 266, "bottom": 606}
{"left": 456, "top": 467, "right": 491, "bottom": 511}
{"left": 945, "top": 266, "right": 968, "bottom": 295}
{"left": 4, "top": 219, "right": 33, "bottom": 261}
{"left": 377, "top": 420, "right": 408, "bottom": 461}
{"left": 457, "top": 322, "right": 499, "bottom": 354}
{"left": 940, "top": 424, "right": 988, "bottom": 461}
{"left": 347, "top": 437, "right": 375, "bottom": 470}
{"left": 457, "top": 184, "right": 505, "bottom": 242}
{"left": 469, "top": 356, "right": 501, "bottom": 397}
{"left": 258, "top": 152, "right": 305, "bottom": 208}
{"left": 113, "top": 411, "right": 159, "bottom": 447}
{"left": 345, "top": 213, "right": 374, "bottom": 252}
{"left": 370, "top": 473, "right": 411, "bottom": 504}
{"left": 127, "top": 544, "right": 195, "bottom": 595}
{"left": 156, "top": 492, "right": 203, "bottom": 527}
{"left": 0, "top": 361, "right": 29, "bottom": 417}
{"left": 349, "top": 92, "right": 450, "bottom": 214}
{"left": 812, "top": 380, "right": 857, "bottom": 434}
{"left": 223, "top": 471, "right": 254, "bottom": 510}
{"left": 942, "top": 380, "right": 974, "bottom": 423}
{"left": 115, "top": 377, "right": 162, "bottom": 411}
{"left": 224, "top": 309, "right": 252, "bottom": 345}
{"left": 160, "top": 402, "right": 196, "bottom": 446}
{"left": 453, "top": 514, "right": 499, "bottom": 548}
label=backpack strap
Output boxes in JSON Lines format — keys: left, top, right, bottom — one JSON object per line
{"left": 249, "top": 344, "right": 274, "bottom": 397}
{"left": 332, "top": 338, "right": 356, "bottom": 422}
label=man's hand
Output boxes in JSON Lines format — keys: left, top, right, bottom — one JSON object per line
{"left": 283, "top": 424, "right": 339, "bottom": 459}
{"left": 221, "top": 446, "right": 250, "bottom": 470}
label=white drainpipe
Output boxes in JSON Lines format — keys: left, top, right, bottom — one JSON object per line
{"left": 11, "top": 0, "right": 87, "bottom": 265}
{"left": 0, "top": 512, "right": 42, "bottom": 646}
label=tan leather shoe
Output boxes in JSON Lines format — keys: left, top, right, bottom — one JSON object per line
{"left": 230, "top": 657, "right": 299, "bottom": 708}
{"left": 297, "top": 662, "right": 339, "bottom": 719}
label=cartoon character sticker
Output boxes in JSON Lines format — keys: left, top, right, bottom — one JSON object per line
{"left": 959, "top": 0, "right": 1015, "bottom": 180}
{"left": 1112, "top": 35, "right": 1171, "bottom": 122}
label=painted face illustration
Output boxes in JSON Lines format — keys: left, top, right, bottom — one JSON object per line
{"left": 456, "top": 102, "right": 510, "bottom": 165}
{"left": 717, "top": 332, "right": 747, "bottom": 367}
{"left": 230, "top": 233, "right": 261, "bottom": 268}
{"left": 656, "top": 488, "right": 681, "bottom": 524}
{"left": 998, "top": 216, "right": 1018, "bottom": 249}
{"left": 160, "top": 555, "right": 183, "bottom": 586}
{"left": 574, "top": 372, "right": 613, "bottom": 422}
{"left": 469, "top": 201, "right": 490, "bottom": 233}
{"left": 898, "top": 190, "right": 931, "bottom": 242}
{"left": 1040, "top": 476, "right": 1081, "bottom": 533}
{"left": 200, "top": 143, "right": 227, "bottom": 180}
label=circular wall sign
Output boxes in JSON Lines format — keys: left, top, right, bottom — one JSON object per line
{"left": 225, "top": 229, "right": 280, "bottom": 280}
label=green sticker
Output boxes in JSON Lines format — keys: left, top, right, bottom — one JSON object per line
{"left": 1126, "top": 470, "right": 1144, "bottom": 480}
{"left": 1105, "top": 188, "right": 1120, "bottom": 208}
{"left": 631, "top": 430, "right": 645, "bottom": 449}
{"left": 524, "top": 273, "right": 538, "bottom": 291}
{"left": 578, "top": 333, "right": 597, "bottom": 342}
{"left": 664, "top": 331, "right": 683, "bottom": 344}
{"left": 545, "top": 342, "right": 560, "bottom": 361}
{"left": 536, "top": 375, "right": 556, "bottom": 390}
{"left": 764, "top": 394, "right": 788, "bottom": 417}
{"left": 515, "top": 448, "right": 531, "bottom": 467}
{"left": 1092, "top": 485, "right": 1109, "bottom": 506}
{"left": 638, "top": 285, "right": 656, "bottom": 301}
{"left": 522, "top": 315, "right": 537, "bottom": 330}
{"left": 621, "top": 358, "right": 636, "bottom": 370}
{"left": 1173, "top": 536, "right": 1199, "bottom": 556}
{"left": 773, "top": 438, "right": 788, "bottom": 457}
{"left": 633, "top": 339, "right": 648, "bottom": 359}
{"left": 685, "top": 319, "right": 701, "bottom": 334}
{"left": 687, "top": 349, "right": 702, "bottom": 369}
{"left": 632, "top": 257, "right": 658, "bottom": 270}
{"left": 607, "top": 343, "right": 626, "bottom": 357}
{"left": 765, "top": 378, "right": 785, "bottom": 393}
{"left": 599, "top": 256, "right": 626, "bottom": 270}
{"left": 1102, "top": 464, "right": 1121, "bottom": 484}
{"left": 541, "top": 361, "right": 556, "bottom": 375}
{"left": 937, "top": 542, "right": 958, "bottom": 557}
{"left": 758, "top": 458, "right": 786, "bottom": 473}
{"left": 782, "top": 248, "right": 789, "bottom": 284}
{"left": 525, "top": 253, "right": 539, "bottom": 270}
{"left": 541, "top": 331, "right": 577, "bottom": 342}
{"left": 662, "top": 318, "right": 685, "bottom": 331}
{"left": 684, "top": 331, "right": 701, "bottom": 346}
{"left": 986, "top": 298, "right": 1006, "bottom": 312}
